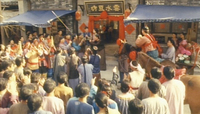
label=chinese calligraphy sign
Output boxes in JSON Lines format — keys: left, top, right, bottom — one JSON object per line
{"left": 85, "top": 1, "right": 125, "bottom": 16}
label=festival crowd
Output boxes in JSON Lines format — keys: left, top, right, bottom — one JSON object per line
{"left": 0, "top": 26, "right": 186, "bottom": 114}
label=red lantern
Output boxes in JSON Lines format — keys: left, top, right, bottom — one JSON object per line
{"left": 124, "top": 9, "right": 131, "bottom": 19}
{"left": 75, "top": 11, "right": 81, "bottom": 21}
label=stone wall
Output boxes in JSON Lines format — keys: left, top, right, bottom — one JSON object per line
{"left": 30, "top": 0, "right": 73, "bottom": 10}
{"left": 78, "top": 0, "right": 138, "bottom": 44}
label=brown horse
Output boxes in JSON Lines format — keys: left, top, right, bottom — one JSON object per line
{"left": 137, "top": 51, "right": 200, "bottom": 114}
{"left": 137, "top": 51, "right": 177, "bottom": 75}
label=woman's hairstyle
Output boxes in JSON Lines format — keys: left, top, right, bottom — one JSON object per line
{"left": 97, "top": 78, "right": 109, "bottom": 92}
{"left": 101, "top": 84, "right": 112, "bottom": 97}
{"left": 167, "top": 38, "right": 176, "bottom": 48}
{"left": 128, "top": 98, "right": 143, "bottom": 114}
{"left": 163, "top": 66, "right": 175, "bottom": 80}
{"left": 81, "top": 55, "right": 88, "bottom": 64}
{"left": 142, "top": 27, "right": 149, "bottom": 34}
{"left": 121, "top": 80, "right": 130, "bottom": 93}
{"left": 95, "top": 93, "right": 109, "bottom": 114}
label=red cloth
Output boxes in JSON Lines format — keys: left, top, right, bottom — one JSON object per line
{"left": 116, "top": 39, "right": 122, "bottom": 46}
{"left": 129, "top": 51, "right": 137, "bottom": 61}
{"left": 159, "top": 68, "right": 186, "bottom": 84}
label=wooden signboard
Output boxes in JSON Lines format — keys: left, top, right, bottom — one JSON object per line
{"left": 85, "top": 0, "right": 125, "bottom": 16}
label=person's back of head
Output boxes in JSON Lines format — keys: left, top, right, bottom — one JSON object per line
{"left": 15, "top": 57, "right": 23, "bottom": 67}
{"left": 81, "top": 55, "right": 88, "bottom": 64}
{"left": 43, "top": 79, "right": 56, "bottom": 94}
{"left": 20, "top": 84, "right": 34, "bottom": 101}
{"left": 121, "top": 80, "right": 130, "bottom": 93}
{"left": 1, "top": 60, "right": 13, "bottom": 71}
{"left": 57, "top": 72, "right": 68, "bottom": 84}
{"left": 101, "top": 84, "right": 112, "bottom": 98}
{"left": 163, "top": 66, "right": 174, "bottom": 80}
{"left": 75, "top": 83, "right": 90, "bottom": 98}
{"left": 151, "top": 67, "right": 162, "bottom": 79}
{"left": 148, "top": 79, "right": 161, "bottom": 94}
{"left": 31, "top": 72, "right": 41, "bottom": 83}
{"left": 3, "top": 70, "right": 14, "bottom": 81}
{"left": 128, "top": 98, "right": 143, "bottom": 114}
{"left": 97, "top": 78, "right": 109, "bottom": 92}
{"left": 0, "top": 78, "right": 8, "bottom": 92}
{"left": 95, "top": 93, "right": 109, "bottom": 114}
{"left": 27, "top": 93, "right": 43, "bottom": 112}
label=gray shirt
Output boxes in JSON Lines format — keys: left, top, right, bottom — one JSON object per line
{"left": 161, "top": 46, "right": 175, "bottom": 63}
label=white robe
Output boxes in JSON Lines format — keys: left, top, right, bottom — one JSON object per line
{"left": 162, "top": 79, "right": 185, "bottom": 114}
{"left": 142, "top": 97, "right": 170, "bottom": 114}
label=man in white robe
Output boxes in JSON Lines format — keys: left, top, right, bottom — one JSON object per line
{"left": 142, "top": 79, "right": 170, "bottom": 114}
{"left": 162, "top": 66, "right": 185, "bottom": 114}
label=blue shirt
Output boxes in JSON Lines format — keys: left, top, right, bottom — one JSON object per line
{"left": 66, "top": 100, "right": 94, "bottom": 114}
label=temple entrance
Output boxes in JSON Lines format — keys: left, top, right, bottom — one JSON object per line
{"left": 94, "top": 20, "right": 119, "bottom": 44}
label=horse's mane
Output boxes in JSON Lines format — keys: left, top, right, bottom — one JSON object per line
{"left": 137, "top": 52, "right": 162, "bottom": 67}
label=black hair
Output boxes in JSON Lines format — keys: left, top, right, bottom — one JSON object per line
{"left": 15, "top": 57, "right": 23, "bottom": 67}
{"left": 101, "top": 84, "right": 112, "bottom": 97}
{"left": 81, "top": 56, "right": 88, "bottom": 64}
{"left": 180, "top": 32, "right": 186, "bottom": 36}
{"left": 38, "top": 34, "right": 43, "bottom": 38}
{"left": 43, "top": 79, "right": 56, "bottom": 93}
{"left": 0, "top": 78, "right": 8, "bottom": 91}
{"left": 30, "top": 83, "right": 39, "bottom": 92}
{"left": 167, "top": 38, "right": 176, "bottom": 48}
{"left": 128, "top": 98, "right": 143, "bottom": 114}
{"left": 31, "top": 73, "right": 41, "bottom": 83}
{"left": 151, "top": 67, "right": 162, "bottom": 79}
{"left": 172, "top": 33, "right": 177, "bottom": 37}
{"left": 20, "top": 84, "right": 34, "bottom": 100}
{"left": 142, "top": 27, "right": 149, "bottom": 33}
{"left": 94, "top": 28, "right": 98, "bottom": 33}
{"left": 68, "top": 47, "right": 76, "bottom": 55}
{"left": 27, "top": 93, "right": 43, "bottom": 112}
{"left": 1, "top": 60, "right": 14, "bottom": 71}
{"left": 130, "top": 61, "right": 138, "bottom": 68}
{"left": 75, "top": 83, "right": 90, "bottom": 98}
{"left": 57, "top": 72, "right": 68, "bottom": 84}
{"left": 3, "top": 70, "right": 14, "bottom": 80}
{"left": 56, "top": 47, "right": 62, "bottom": 54}
{"left": 97, "top": 78, "right": 109, "bottom": 92}
{"left": 95, "top": 93, "right": 109, "bottom": 114}
{"left": 163, "top": 66, "right": 175, "bottom": 80}
{"left": 78, "top": 33, "right": 82, "bottom": 37}
{"left": 148, "top": 78, "right": 161, "bottom": 94}
{"left": 72, "top": 34, "right": 77, "bottom": 41}
{"left": 121, "top": 80, "right": 130, "bottom": 93}
{"left": 23, "top": 68, "right": 32, "bottom": 76}
{"left": 85, "top": 27, "right": 88, "bottom": 29}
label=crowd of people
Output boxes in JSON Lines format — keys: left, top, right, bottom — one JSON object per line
{"left": 0, "top": 25, "right": 186, "bottom": 114}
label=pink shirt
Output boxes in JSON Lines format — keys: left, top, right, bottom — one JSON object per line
{"left": 135, "top": 35, "right": 155, "bottom": 52}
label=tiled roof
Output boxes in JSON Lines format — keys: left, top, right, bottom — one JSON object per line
{"left": 1, "top": 0, "right": 18, "bottom": 6}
